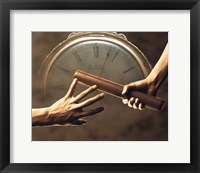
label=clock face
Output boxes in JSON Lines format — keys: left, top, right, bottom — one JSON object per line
{"left": 45, "top": 40, "right": 149, "bottom": 103}
{"left": 41, "top": 33, "right": 152, "bottom": 108}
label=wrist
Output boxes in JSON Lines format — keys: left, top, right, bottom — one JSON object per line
{"left": 146, "top": 74, "right": 159, "bottom": 95}
{"left": 146, "top": 75, "right": 155, "bottom": 87}
{"left": 147, "top": 70, "right": 167, "bottom": 91}
{"left": 32, "top": 107, "right": 51, "bottom": 126}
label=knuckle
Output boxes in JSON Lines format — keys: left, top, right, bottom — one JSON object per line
{"left": 133, "top": 104, "right": 138, "bottom": 109}
{"left": 128, "top": 102, "right": 133, "bottom": 107}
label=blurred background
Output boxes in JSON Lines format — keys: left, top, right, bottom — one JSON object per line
{"left": 32, "top": 32, "right": 168, "bottom": 141}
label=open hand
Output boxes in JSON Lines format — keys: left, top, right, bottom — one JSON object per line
{"left": 48, "top": 78, "right": 104, "bottom": 126}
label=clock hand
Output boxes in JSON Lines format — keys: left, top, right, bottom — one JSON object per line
{"left": 73, "top": 51, "right": 82, "bottom": 62}
{"left": 123, "top": 66, "right": 135, "bottom": 74}
{"left": 93, "top": 44, "right": 99, "bottom": 58}
{"left": 111, "top": 50, "right": 118, "bottom": 62}
{"left": 99, "top": 48, "right": 111, "bottom": 76}
{"left": 57, "top": 66, "right": 70, "bottom": 73}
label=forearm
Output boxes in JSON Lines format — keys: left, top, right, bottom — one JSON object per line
{"left": 32, "top": 107, "right": 50, "bottom": 126}
{"left": 147, "top": 43, "right": 168, "bottom": 90}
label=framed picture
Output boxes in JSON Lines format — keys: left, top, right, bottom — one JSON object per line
{"left": 32, "top": 31, "right": 168, "bottom": 141}
{"left": 0, "top": 0, "right": 199, "bottom": 172}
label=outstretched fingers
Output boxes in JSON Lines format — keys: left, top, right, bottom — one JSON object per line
{"left": 78, "top": 107, "right": 104, "bottom": 119}
{"left": 74, "top": 85, "right": 98, "bottom": 102}
{"left": 71, "top": 107, "right": 104, "bottom": 125}
{"left": 78, "top": 93, "right": 105, "bottom": 108}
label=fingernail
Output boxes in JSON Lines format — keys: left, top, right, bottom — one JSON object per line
{"left": 128, "top": 103, "right": 132, "bottom": 108}
{"left": 122, "top": 87, "right": 127, "bottom": 95}
{"left": 128, "top": 100, "right": 133, "bottom": 107}
{"left": 122, "top": 99, "right": 128, "bottom": 104}
{"left": 72, "top": 78, "right": 78, "bottom": 84}
{"left": 99, "top": 93, "right": 105, "bottom": 97}
{"left": 133, "top": 104, "right": 137, "bottom": 109}
{"left": 92, "top": 85, "right": 98, "bottom": 89}
{"left": 82, "top": 122, "right": 87, "bottom": 125}
{"left": 98, "top": 107, "right": 104, "bottom": 111}
{"left": 139, "top": 103, "right": 144, "bottom": 110}
{"left": 135, "top": 98, "right": 139, "bottom": 103}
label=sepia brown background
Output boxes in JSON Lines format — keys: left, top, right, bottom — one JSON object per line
{"left": 32, "top": 32, "right": 168, "bottom": 141}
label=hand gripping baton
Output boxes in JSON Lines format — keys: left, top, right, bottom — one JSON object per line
{"left": 74, "top": 70, "right": 164, "bottom": 111}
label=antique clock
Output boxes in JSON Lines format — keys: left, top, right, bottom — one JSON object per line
{"left": 38, "top": 32, "right": 152, "bottom": 119}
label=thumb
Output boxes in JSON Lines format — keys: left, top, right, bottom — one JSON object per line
{"left": 122, "top": 85, "right": 128, "bottom": 95}
{"left": 122, "top": 83, "right": 137, "bottom": 95}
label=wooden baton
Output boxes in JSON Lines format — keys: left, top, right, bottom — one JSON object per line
{"left": 74, "top": 70, "right": 164, "bottom": 111}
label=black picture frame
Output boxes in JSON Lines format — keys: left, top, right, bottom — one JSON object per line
{"left": 0, "top": 0, "right": 199, "bottom": 172}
